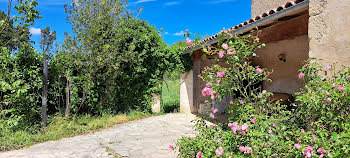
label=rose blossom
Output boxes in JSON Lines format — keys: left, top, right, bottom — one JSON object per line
{"left": 305, "top": 145, "right": 314, "bottom": 152}
{"left": 243, "top": 61, "right": 248, "bottom": 67}
{"left": 326, "top": 98, "right": 332, "bottom": 103}
{"left": 255, "top": 68, "right": 263, "bottom": 74}
{"left": 186, "top": 38, "right": 193, "bottom": 45}
{"left": 332, "top": 83, "right": 337, "bottom": 87}
{"left": 324, "top": 90, "right": 330, "bottom": 95}
{"left": 324, "top": 65, "right": 332, "bottom": 72}
{"left": 206, "top": 83, "right": 211, "bottom": 87}
{"left": 217, "top": 70, "right": 225, "bottom": 78}
{"left": 196, "top": 151, "right": 203, "bottom": 158}
{"left": 169, "top": 144, "right": 174, "bottom": 150}
{"left": 211, "top": 108, "right": 218, "bottom": 114}
{"left": 250, "top": 119, "right": 256, "bottom": 124}
{"left": 298, "top": 73, "right": 305, "bottom": 79}
{"left": 303, "top": 151, "right": 312, "bottom": 158}
{"left": 239, "top": 145, "right": 246, "bottom": 152}
{"left": 242, "top": 123, "right": 249, "bottom": 131}
{"left": 268, "top": 130, "right": 273, "bottom": 134}
{"left": 222, "top": 43, "right": 229, "bottom": 50}
{"left": 241, "top": 130, "right": 246, "bottom": 136}
{"left": 245, "top": 147, "right": 253, "bottom": 153}
{"left": 272, "top": 124, "right": 276, "bottom": 128}
{"left": 313, "top": 137, "right": 317, "bottom": 142}
{"left": 337, "top": 85, "right": 345, "bottom": 91}
{"left": 210, "top": 112, "right": 215, "bottom": 119}
{"left": 317, "top": 148, "right": 325, "bottom": 154}
{"left": 218, "top": 51, "right": 225, "bottom": 59}
{"left": 216, "top": 147, "right": 224, "bottom": 156}
{"left": 262, "top": 90, "right": 267, "bottom": 94}
{"left": 239, "top": 100, "right": 245, "bottom": 104}
{"left": 294, "top": 143, "right": 302, "bottom": 149}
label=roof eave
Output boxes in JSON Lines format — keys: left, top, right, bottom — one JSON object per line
{"left": 184, "top": 0, "right": 309, "bottom": 54}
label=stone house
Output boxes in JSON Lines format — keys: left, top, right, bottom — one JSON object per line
{"left": 180, "top": 0, "right": 350, "bottom": 114}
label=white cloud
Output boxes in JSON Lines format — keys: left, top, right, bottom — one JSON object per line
{"left": 29, "top": 27, "right": 41, "bottom": 35}
{"left": 164, "top": 32, "right": 169, "bottom": 35}
{"left": 173, "top": 31, "right": 185, "bottom": 36}
{"left": 208, "top": 0, "right": 236, "bottom": 4}
{"left": 130, "top": 0, "right": 156, "bottom": 5}
{"left": 164, "top": 1, "right": 181, "bottom": 6}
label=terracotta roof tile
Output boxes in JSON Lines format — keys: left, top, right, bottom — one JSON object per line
{"left": 184, "top": 0, "right": 308, "bottom": 51}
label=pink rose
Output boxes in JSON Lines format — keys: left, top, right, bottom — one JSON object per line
{"left": 206, "top": 83, "right": 211, "bottom": 87}
{"left": 305, "top": 145, "right": 314, "bottom": 152}
{"left": 245, "top": 147, "right": 253, "bottom": 153}
{"left": 169, "top": 144, "right": 174, "bottom": 150}
{"left": 235, "top": 135, "right": 239, "bottom": 138}
{"left": 262, "top": 90, "right": 267, "bottom": 94}
{"left": 217, "top": 70, "right": 225, "bottom": 78}
{"left": 255, "top": 68, "right": 263, "bottom": 74}
{"left": 324, "top": 65, "right": 332, "bottom": 72}
{"left": 303, "top": 151, "right": 312, "bottom": 158}
{"left": 229, "top": 100, "right": 234, "bottom": 104}
{"left": 298, "top": 73, "right": 305, "bottom": 79}
{"left": 317, "top": 148, "right": 325, "bottom": 154}
{"left": 239, "top": 145, "right": 246, "bottom": 152}
{"left": 242, "top": 123, "right": 249, "bottom": 131}
{"left": 313, "top": 137, "right": 317, "bottom": 142}
{"left": 337, "top": 85, "right": 345, "bottom": 91}
{"left": 210, "top": 112, "right": 215, "bottom": 119}
{"left": 202, "top": 87, "right": 214, "bottom": 96}
{"left": 239, "top": 100, "right": 245, "bottom": 105}
{"left": 272, "top": 124, "right": 276, "bottom": 128}
{"left": 196, "top": 151, "right": 203, "bottom": 158}
{"left": 326, "top": 98, "right": 332, "bottom": 103}
{"left": 218, "top": 51, "right": 225, "bottom": 59}
{"left": 222, "top": 43, "right": 229, "bottom": 50}
{"left": 227, "top": 50, "right": 233, "bottom": 55}
{"left": 186, "top": 38, "right": 193, "bottom": 45}
{"left": 332, "top": 83, "right": 337, "bottom": 87}
{"left": 294, "top": 143, "right": 302, "bottom": 149}
{"left": 215, "top": 147, "right": 224, "bottom": 156}
{"left": 211, "top": 108, "right": 218, "bottom": 114}
{"left": 243, "top": 61, "right": 248, "bottom": 67}
{"left": 324, "top": 91, "right": 330, "bottom": 95}
{"left": 250, "top": 119, "right": 256, "bottom": 124}
{"left": 268, "top": 130, "right": 273, "bottom": 134}
{"left": 241, "top": 130, "right": 246, "bottom": 136}
{"left": 211, "top": 94, "right": 215, "bottom": 100}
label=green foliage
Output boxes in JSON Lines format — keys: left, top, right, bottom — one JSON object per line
{"left": 175, "top": 33, "right": 350, "bottom": 157}
{"left": 296, "top": 61, "right": 350, "bottom": 132}
{"left": 0, "top": 111, "right": 155, "bottom": 151}
{"left": 161, "top": 79, "right": 180, "bottom": 113}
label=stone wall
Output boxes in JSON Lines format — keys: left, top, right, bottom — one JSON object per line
{"left": 180, "top": 70, "right": 195, "bottom": 114}
{"left": 309, "top": 0, "right": 350, "bottom": 68}
{"left": 251, "top": 0, "right": 292, "bottom": 17}
{"left": 253, "top": 35, "right": 309, "bottom": 95}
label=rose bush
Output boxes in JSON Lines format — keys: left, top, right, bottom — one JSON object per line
{"left": 174, "top": 32, "right": 350, "bottom": 157}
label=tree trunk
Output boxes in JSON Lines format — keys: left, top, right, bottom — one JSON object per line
{"left": 42, "top": 56, "right": 48, "bottom": 126}
{"left": 64, "top": 77, "right": 71, "bottom": 118}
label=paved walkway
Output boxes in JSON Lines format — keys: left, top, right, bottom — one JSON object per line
{"left": 0, "top": 114, "right": 197, "bottom": 158}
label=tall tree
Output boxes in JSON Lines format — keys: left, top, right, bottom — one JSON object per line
{"left": 40, "top": 27, "right": 56, "bottom": 125}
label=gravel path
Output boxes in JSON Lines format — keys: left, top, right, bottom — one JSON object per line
{"left": 0, "top": 114, "right": 196, "bottom": 158}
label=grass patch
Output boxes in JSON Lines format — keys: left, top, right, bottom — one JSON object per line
{"left": 0, "top": 111, "right": 158, "bottom": 152}
{"left": 161, "top": 79, "right": 180, "bottom": 113}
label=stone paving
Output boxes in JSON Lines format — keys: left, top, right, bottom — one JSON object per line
{"left": 0, "top": 114, "right": 197, "bottom": 158}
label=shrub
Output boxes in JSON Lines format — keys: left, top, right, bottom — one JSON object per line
{"left": 175, "top": 32, "right": 350, "bottom": 157}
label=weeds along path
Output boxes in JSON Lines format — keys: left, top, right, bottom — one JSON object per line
{"left": 0, "top": 114, "right": 196, "bottom": 158}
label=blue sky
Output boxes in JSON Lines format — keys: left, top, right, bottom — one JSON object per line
{"left": 0, "top": 0, "right": 251, "bottom": 49}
